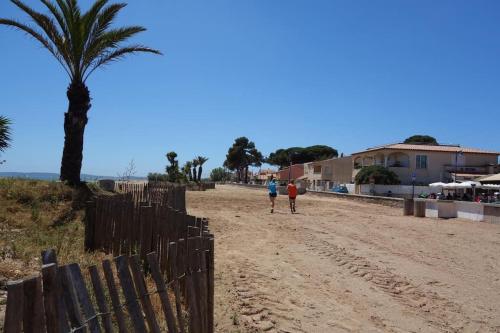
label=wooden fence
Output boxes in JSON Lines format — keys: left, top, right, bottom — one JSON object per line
{"left": 3, "top": 182, "right": 215, "bottom": 332}
{"left": 114, "top": 182, "right": 186, "bottom": 212}
{"left": 84, "top": 194, "right": 209, "bottom": 276}
{"left": 4, "top": 234, "right": 214, "bottom": 332}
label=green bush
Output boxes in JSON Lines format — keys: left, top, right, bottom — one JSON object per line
{"left": 355, "top": 165, "right": 400, "bottom": 185}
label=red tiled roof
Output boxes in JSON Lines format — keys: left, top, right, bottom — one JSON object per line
{"left": 352, "top": 144, "right": 500, "bottom": 155}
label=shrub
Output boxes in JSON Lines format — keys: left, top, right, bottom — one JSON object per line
{"left": 355, "top": 165, "right": 400, "bottom": 185}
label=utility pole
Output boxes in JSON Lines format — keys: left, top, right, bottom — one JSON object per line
{"left": 454, "top": 150, "right": 463, "bottom": 182}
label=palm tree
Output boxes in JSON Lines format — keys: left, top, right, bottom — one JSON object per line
{"left": 192, "top": 159, "right": 199, "bottom": 182}
{"left": 182, "top": 161, "right": 193, "bottom": 181}
{"left": 0, "top": 116, "right": 12, "bottom": 152}
{"left": 196, "top": 156, "right": 208, "bottom": 182}
{"left": 0, "top": 0, "right": 161, "bottom": 185}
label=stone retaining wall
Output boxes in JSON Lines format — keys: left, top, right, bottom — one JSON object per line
{"left": 306, "top": 190, "right": 403, "bottom": 208}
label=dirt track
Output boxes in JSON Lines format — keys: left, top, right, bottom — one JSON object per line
{"left": 187, "top": 185, "right": 500, "bottom": 333}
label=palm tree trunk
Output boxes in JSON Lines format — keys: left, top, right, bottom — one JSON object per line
{"left": 198, "top": 166, "right": 202, "bottom": 182}
{"left": 60, "top": 82, "right": 90, "bottom": 186}
{"left": 188, "top": 169, "right": 192, "bottom": 181}
{"left": 192, "top": 167, "right": 197, "bottom": 182}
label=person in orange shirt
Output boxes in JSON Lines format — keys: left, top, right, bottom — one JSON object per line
{"left": 287, "top": 179, "right": 298, "bottom": 213}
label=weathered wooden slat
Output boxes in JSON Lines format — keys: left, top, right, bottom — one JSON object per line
{"left": 88, "top": 265, "right": 114, "bottom": 333}
{"left": 140, "top": 206, "right": 153, "bottom": 261}
{"left": 68, "top": 263, "right": 101, "bottom": 333}
{"left": 4, "top": 280, "right": 23, "bottom": 333}
{"left": 59, "top": 265, "right": 86, "bottom": 332}
{"left": 168, "top": 242, "right": 186, "bottom": 333}
{"left": 194, "top": 237, "right": 206, "bottom": 333}
{"left": 146, "top": 252, "right": 178, "bottom": 333}
{"left": 42, "top": 264, "right": 62, "bottom": 333}
{"left": 207, "top": 237, "right": 215, "bottom": 333}
{"left": 112, "top": 199, "right": 121, "bottom": 257}
{"left": 114, "top": 256, "right": 147, "bottom": 332}
{"left": 199, "top": 245, "right": 208, "bottom": 333}
{"left": 102, "top": 260, "right": 127, "bottom": 333}
{"left": 129, "top": 255, "right": 161, "bottom": 333}
{"left": 22, "top": 276, "right": 45, "bottom": 333}
{"left": 177, "top": 238, "right": 187, "bottom": 300}
{"left": 186, "top": 237, "right": 201, "bottom": 333}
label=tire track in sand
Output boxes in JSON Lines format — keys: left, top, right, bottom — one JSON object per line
{"left": 303, "top": 235, "right": 492, "bottom": 333}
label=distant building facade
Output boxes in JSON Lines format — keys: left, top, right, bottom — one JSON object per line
{"left": 351, "top": 143, "right": 500, "bottom": 185}
{"left": 276, "top": 164, "right": 304, "bottom": 182}
{"left": 303, "top": 157, "right": 353, "bottom": 190}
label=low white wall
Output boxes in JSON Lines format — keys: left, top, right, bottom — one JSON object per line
{"left": 437, "top": 200, "right": 457, "bottom": 218}
{"left": 425, "top": 200, "right": 439, "bottom": 218}
{"left": 346, "top": 184, "right": 356, "bottom": 194}
{"left": 455, "top": 201, "right": 484, "bottom": 222}
{"left": 422, "top": 200, "right": 499, "bottom": 222}
{"left": 359, "top": 185, "right": 433, "bottom": 198}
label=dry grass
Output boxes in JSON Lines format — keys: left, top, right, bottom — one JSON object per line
{"left": 0, "top": 179, "right": 106, "bottom": 282}
{"left": 0, "top": 179, "right": 186, "bottom": 332}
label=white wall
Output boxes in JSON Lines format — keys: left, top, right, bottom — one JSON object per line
{"left": 359, "top": 185, "right": 433, "bottom": 197}
{"left": 455, "top": 201, "right": 484, "bottom": 221}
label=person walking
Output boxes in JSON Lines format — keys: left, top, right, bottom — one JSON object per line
{"left": 268, "top": 176, "right": 278, "bottom": 213}
{"left": 287, "top": 179, "right": 298, "bottom": 213}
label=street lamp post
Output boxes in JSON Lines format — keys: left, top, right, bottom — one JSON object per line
{"left": 411, "top": 172, "right": 416, "bottom": 198}
{"left": 454, "top": 150, "right": 463, "bottom": 182}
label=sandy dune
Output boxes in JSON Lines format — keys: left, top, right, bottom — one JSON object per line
{"left": 187, "top": 185, "right": 500, "bottom": 333}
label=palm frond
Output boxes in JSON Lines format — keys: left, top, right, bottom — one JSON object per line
{"left": 0, "top": 18, "right": 72, "bottom": 78}
{"left": 81, "top": 0, "right": 108, "bottom": 45}
{"left": 90, "top": 2, "right": 125, "bottom": 39}
{"left": 40, "top": 0, "right": 69, "bottom": 39}
{"left": 2, "top": 0, "right": 161, "bottom": 82}
{"left": 84, "top": 45, "right": 161, "bottom": 81}
{"left": 10, "top": 0, "right": 74, "bottom": 77}
{"left": 81, "top": 25, "right": 145, "bottom": 74}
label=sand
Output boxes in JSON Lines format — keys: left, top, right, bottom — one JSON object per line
{"left": 187, "top": 185, "right": 500, "bottom": 333}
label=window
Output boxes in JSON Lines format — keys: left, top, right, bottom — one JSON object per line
{"left": 313, "top": 165, "right": 322, "bottom": 173}
{"left": 416, "top": 155, "right": 427, "bottom": 169}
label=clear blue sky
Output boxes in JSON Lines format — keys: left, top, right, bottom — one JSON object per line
{"left": 1, "top": 0, "right": 499, "bottom": 177}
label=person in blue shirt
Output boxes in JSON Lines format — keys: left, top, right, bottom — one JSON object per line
{"left": 268, "top": 176, "right": 278, "bottom": 213}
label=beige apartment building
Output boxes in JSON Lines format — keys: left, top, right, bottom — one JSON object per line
{"left": 351, "top": 143, "right": 500, "bottom": 185}
{"left": 303, "top": 156, "right": 353, "bottom": 190}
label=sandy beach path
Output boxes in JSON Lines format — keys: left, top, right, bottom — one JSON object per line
{"left": 187, "top": 185, "right": 500, "bottom": 333}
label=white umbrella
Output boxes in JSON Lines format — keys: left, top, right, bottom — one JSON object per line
{"left": 429, "top": 182, "right": 446, "bottom": 187}
{"left": 460, "top": 181, "right": 481, "bottom": 188}
{"left": 481, "top": 184, "right": 500, "bottom": 190}
{"left": 443, "top": 182, "right": 461, "bottom": 189}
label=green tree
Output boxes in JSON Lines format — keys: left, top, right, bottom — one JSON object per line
{"left": 0, "top": 0, "right": 161, "bottom": 185}
{"left": 182, "top": 161, "right": 193, "bottom": 181}
{"left": 267, "top": 145, "right": 338, "bottom": 169}
{"left": 224, "top": 137, "right": 263, "bottom": 183}
{"left": 192, "top": 159, "right": 199, "bottom": 182}
{"left": 147, "top": 172, "right": 168, "bottom": 181}
{"left": 355, "top": 165, "right": 400, "bottom": 185}
{"left": 166, "top": 151, "right": 181, "bottom": 182}
{"left": 196, "top": 156, "right": 209, "bottom": 182}
{"left": 403, "top": 135, "right": 438, "bottom": 145}
{"left": 0, "top": 116, "right": 12, "bottom": 152}
{"left": 210, "top": 167, "right": 229, "bottom": 182}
